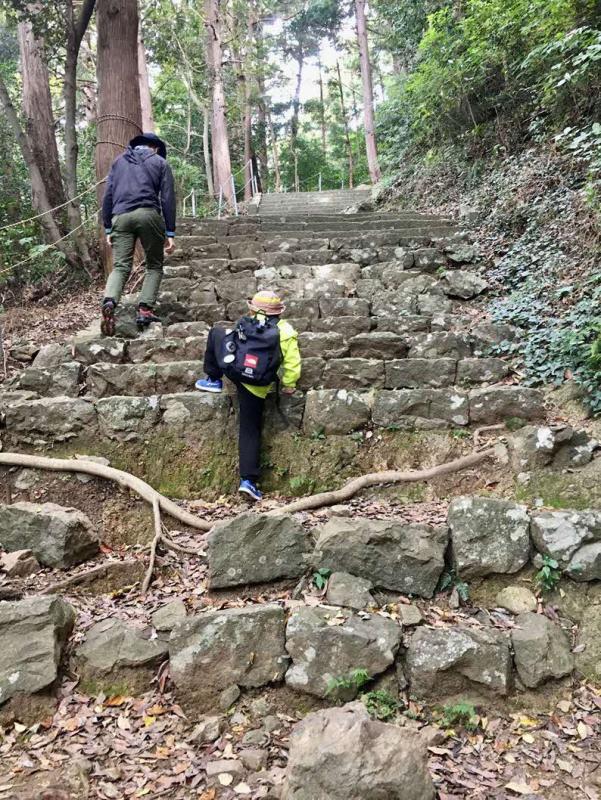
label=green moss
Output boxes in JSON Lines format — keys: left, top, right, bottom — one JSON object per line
{"left": 514, "top": 471, "right": 601, "bottom": 510}
{"left": 78, "top": 678, "right": 134, "bottom": 698}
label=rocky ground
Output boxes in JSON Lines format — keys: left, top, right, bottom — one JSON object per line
{"left": 1, "top": 191, "right": 600, "bottom": 799}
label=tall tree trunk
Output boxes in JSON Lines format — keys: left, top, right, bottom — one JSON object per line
{"left": 0, "top": 73, "right": 74, "bottom": 261}
{"left": 202, "top": 105, "right": 214, "bottom": 198}
{"left": 64, "top": 0, "right": 96, "bottom": 267}
{"left": 138, "top": 32, "right": 155, "bottom": 131}
{"left": 205, "top": 0, "right": 234, "bottom": 205}
{"left": 266, "top": 108, "right": 281, "bottom": 192}
{"left": 17, "top": 21, "right": 66, "bottom": 215}
{"left": 290, "top": 46, "right": 304, "bottom": 153}
{"left": 96, "top": 0, "right": 143, "bottom": 274}
{"left": 318, "top": 55, "right": 327, "bottom": 156}
{"left": 336, "top": 61, "right": 354, "bottom": 189}
{"left": 255, "top": 18, "right": 269, "bottom": 190}
{"left": 242, "top": 7, "right": 256, "bottom": 201}
{"left": 355, "top": 0, "right": 381, "bottom": 183}
{"left": 243, "top": 77, "right": 253, "bottom": 200}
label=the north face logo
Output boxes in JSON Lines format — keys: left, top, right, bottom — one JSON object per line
{"left": 244, "top": 353, "right": 259, "bottom": 369}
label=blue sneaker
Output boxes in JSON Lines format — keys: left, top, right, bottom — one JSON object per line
{"left": 195, "top": 377, "right": 223, "bottom": 393}
{"left": 239, "top": 479, "right": 263, "bottom": 501}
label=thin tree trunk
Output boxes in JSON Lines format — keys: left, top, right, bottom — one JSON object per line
{"left": 318, "top": 55, "right": 327, "bottom": 156}
{"left": 205, "top": 0, "right": 234, "bottom": 205}
{"left": 0, "top": 74, "right": 73, "bottom": 259}
{"left": 336, "top": 60, "right": 355, "bottom": 189}
{"left": 203, "top": 106, "right": 214, "bottom": 197}
{"left": 355, "top": 0, "right": 381, "bottom": 183}
{"left": 266, "top": 108, "right": 281, "bottom": 192}
{"left": 96, "top": 0, "right": 143, "bottom": 275}
{"left": 64, "top": 0, "right": 96, "bottom": 267}
{"left": 184, "top": 96, "right": 192, "bottom": 155}
{"left": 243, "top": 75, "right": 253, "bottom": 200}
{"left": 290, "top": 46, "right": 304, "bottom": 154}
{"left": 138, "top": 32, "right": 155, "bottom": 131}
{"left": 294, "top": 149, "right": 299, "bottom": 192}
{"left": 17, "top": 21, "right": 66, "bottom": 215}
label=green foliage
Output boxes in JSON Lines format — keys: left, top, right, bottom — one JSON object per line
{"left": 534, "top": 555, "right": 562, "bottom": 592}
{"left": 289, "top": 475, "right": 317, "bottom": 496}
{"left": 362, "top": 689, "right": 399, "bottom": 720}
{"left": 312, "top": 567, "right": 332, "bottom": 590}
{"left": 440, "top": 702, "right": 479, "bottom": 731}
{"left": 325, "top": 668, "right": 370, "bottom": 697}
{"left": 376, "top": 0, "right": 601, "bottom": 165}
{"left": 438, "top": 569, "right": 470, "bottom": 602}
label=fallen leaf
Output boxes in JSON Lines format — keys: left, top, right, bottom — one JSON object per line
{"left": 557, "top": 759, "right": 573, "bottom": 773}
{"left": 234, "top": 784, "right": 251, "bottom": 795}
{"left": 116, "top": 714, "right": 131, "bottom": 730}
{"left": 556, "top": 700, "right": 571, "bottom": 713}
{"left": 577, "top": 721, "right": 589, "bottom": 740}
{"left": 105, "top": 695, "right": 127, "bottom": 707}
{"left": 505, "top": 781, "right": 534, "bottom": 795}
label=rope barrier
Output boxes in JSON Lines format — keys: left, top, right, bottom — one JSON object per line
{"left": 95, "top": 140, "right": 129, "bottom": 150}
{"left": 0, "top": 213, "right": 96, "bottom": 279}
{"left": 0, "top": 178, "right": 107, "bottom": 233}
{"left": 96, "top": 114, "right": 144, "bottom": 133}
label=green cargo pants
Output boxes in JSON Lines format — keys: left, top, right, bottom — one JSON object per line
{"left": 104, "top": 207, "right": 166, "bottom": 306}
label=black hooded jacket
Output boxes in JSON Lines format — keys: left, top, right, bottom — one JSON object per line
{"left": 102, "top": 146, "right": 176, "bottom": 237}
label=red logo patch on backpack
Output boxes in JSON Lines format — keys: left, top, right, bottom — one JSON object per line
{"left": 243, "top": 353, "right": 259, "bottom": 369}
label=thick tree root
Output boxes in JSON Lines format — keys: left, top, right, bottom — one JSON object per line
{"left": 270, "top": 448, "right": 496, "bottom": 515}
{"left": 0, "top": 453, "right": 212, "bottom": 531}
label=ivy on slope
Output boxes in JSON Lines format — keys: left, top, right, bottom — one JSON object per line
{"left": 381, "top": 147, "right": 601, "bottom": 414}
{"left": 479, "top": 153, "right": 601, "bottom": 414}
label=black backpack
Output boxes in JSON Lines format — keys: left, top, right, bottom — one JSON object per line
{"left": 218, "top": 315, "right": 282, "bottom": 386}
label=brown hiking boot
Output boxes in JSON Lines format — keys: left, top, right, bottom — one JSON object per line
{"left": 100, "top": 298, "right": 116, "bottom": 337}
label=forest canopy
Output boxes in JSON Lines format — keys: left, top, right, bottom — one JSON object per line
{"left": 0, "top": 0, "right": 600, "bottom": 283}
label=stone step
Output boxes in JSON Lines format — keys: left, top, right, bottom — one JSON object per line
{"left": 0, "top": 385, "right": 545, "bottom": 446}
{"left": 10, "top": 323, "right": 510, "bottom": 395}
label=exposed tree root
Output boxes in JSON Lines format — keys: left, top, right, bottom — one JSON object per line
{"left": 0, "top": 453, "right": 212, "bottom": 531}
{"left": 141, "top": 497, "right": 162, "bottom": 593}
{"left": 40, "top": 559, "right": 142, "bottom": 595}
{"left": 270, "top": 448, "right": 496, "bottom": 515}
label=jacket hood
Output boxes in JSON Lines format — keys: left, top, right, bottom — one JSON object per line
{"left": 124, "top": 145, "right": 159, "bottom": 165}
{"left": 129, "top": 132, "right": 167, "bottom": 159}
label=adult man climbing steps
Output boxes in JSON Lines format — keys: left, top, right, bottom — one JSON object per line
{"left": 196, "top": 290, "right": 302, "bottom": 501}
{"left": 100, "top": 133, "right": 176, "bottom": 336}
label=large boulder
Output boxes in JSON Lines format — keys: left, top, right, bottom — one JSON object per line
{"left": 313, "top": 517, "right": 447, "bottom": 598}
{"left": 448, "top": 496, "right": 531, "bottom": 579}
{"left": 469, "top": 386, "right": 545, "bottom": 423}
{"left": 0, "top": 502, "right": 99, "bottom": 568}
{"left": 208, "top": 512, "right": 310, "bottom": 588}
{"left": 530, "top": 509, "right": 601, "bottom": 581}
{"left": 372, "top": 389, "right": 469, "bottom": 429}
{"left": 282, "top": 703, "right": 435, "bottom": 800}
{"left": 325, "top": 572, "right": 374, "bottom": 610}
{"left": 4, "top": 396, "right": 97, "bottom": 443}
{"left": 285, "top": 607, "right": 401, "bottom": 699}
{"left": 169, "top": 605, "right": 288, "bottom": 712}
{"left": 16, "top": 362, "right": 82, "bottom": 398}
{"left": 575, "top": 606, "right": 601, "bottom": 682}
{"left": 511, "top": 613, "right": 573, "bottom": 688}
{"left": 76, "top": 618, "right": 168, "bottom": 693}
{"left": 96, "top": 395, "right": 161, "bottom": 441}
{"left": 303, "top": 389, "right": 372, "bottom": 435}
{"left": 441, "top": 270, "right": 488, "bottom": 299}
{"left": 0, "top": 595, "right": 75, "bottom": 707}
{"left": 406, "top": 625, "right": 512, "bottom": 698}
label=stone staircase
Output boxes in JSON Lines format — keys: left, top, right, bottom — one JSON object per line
{"left": 0, "top": 192, "right": 545, "bottom": 495}
{"left": 258, "top": 188, "right": 372, "bottom": 215}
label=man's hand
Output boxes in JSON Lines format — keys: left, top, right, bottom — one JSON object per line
{"left": 164, "top": 237, "right": 176, "bottom": 255}
{"left": 281, "top": 386, "right": 296, "bottom": 396}
{"left": 106, "top": 235, "right": 112, "bottom": 248}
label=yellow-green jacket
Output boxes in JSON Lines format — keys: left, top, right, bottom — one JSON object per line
{"left": 243, "top": 317, "right": 301, "bottom": 399}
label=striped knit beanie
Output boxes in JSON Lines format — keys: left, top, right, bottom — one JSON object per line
{"left": 248, "top": 290, "right": 286, "bottom": 316}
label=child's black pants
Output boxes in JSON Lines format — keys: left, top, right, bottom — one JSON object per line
{"left": 204, "top": 326, "right": 265, "bottom": 482}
